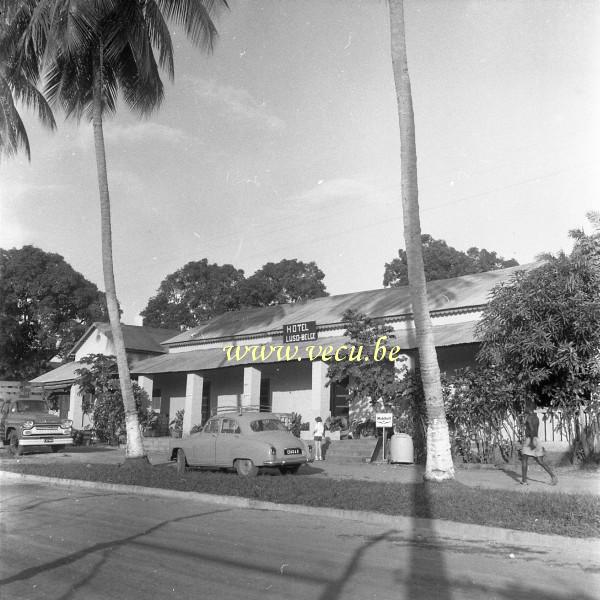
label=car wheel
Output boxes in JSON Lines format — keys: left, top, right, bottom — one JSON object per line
{"left": 176, "top": 449, "right": 187, "bottom": 475}
{"left": 51, "top": 445, "right": 65, "bottom": 453}
{"left": 280, "top": 464, "right": 301, "bottom": 475}
{"left": 8, "top": 431, "right": 22, "bottom": 457}
{"left": 235, "top": 458, "right": 258, "bottom": 477}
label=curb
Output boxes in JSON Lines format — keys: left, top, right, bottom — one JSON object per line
{"left": 2, "top": 470, "right": 598, "bottom": 556}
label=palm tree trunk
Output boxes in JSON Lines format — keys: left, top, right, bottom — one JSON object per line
{"left": 388, "top": 0, "right": 454, "bottom": 481}
{"left": 92, "top": 54, "right": 147, "bottom": 461}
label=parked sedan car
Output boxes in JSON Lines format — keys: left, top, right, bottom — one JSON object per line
{"left": 170, "top": 412, "right": 314, "bottom": 476}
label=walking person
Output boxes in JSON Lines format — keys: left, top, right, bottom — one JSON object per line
{"left": 313, "top": 416, "right": 325, "bottom": 461}
{"left": 521, "top": 401, "right": 558, "bottom": 486}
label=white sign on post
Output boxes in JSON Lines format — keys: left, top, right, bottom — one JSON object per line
{"left": 375, "top": 413, "right": 393, "bottom": 428}
{"left": 375, "top": 413, "right": 393, "bottom": 461}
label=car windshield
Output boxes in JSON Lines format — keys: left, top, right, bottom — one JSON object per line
{"left": 15, "top": 400, "right": 48, "bottom": 413}
{"left": 250, "top": 418, "right": 287, "bottom": 432}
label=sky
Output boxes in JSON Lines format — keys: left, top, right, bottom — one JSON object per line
{"left": 1, "top": 0, "right": 599, "bottom": 324}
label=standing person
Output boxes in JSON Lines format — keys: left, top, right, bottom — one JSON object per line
{"left": 313, "top": 416, "right": 325, "bottom": 461}
{"left": 521, "top": 401, "right": 558, "bottom": 486}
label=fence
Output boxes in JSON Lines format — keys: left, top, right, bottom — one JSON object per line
{"left": 0, "top": 381, "right": 44, "bottom": 402}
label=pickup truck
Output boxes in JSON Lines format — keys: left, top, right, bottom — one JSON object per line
{"left": 0, "top": 398, "right": 74, "bottom": 456}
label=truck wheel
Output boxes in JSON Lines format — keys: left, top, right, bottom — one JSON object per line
{"left": 8, "top": 431, "right": 22, "bottom": 457}
{"left": 51, "top": 445, "right": 65, "bottom": 453}
{"left": 235, "top": 459, "right": 258, "bottom": 477}
{"left": 176, "top": 449, "right": 187, "bottom": 475}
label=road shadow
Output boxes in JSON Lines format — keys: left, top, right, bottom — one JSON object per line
{"left": 314, "top": 466, "right": 453, "bottom": 600}
{"left": 405, "top": 470, "right": 453, "bottom": 600}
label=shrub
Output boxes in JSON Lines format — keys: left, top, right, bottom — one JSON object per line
{"left": 288, "top": 412, "right": 302, "bottom": 437}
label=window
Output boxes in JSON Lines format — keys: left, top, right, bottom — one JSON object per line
{"left": 221, "top": 418, "right": 240, "bottom": 434}
{"left": 204, "top": 419, "right": 220, "bottom": 433}
{"left": 250, "top": 418, "right": 287, "bottom": 433}
{"left": 16, "top": 400, "right": 48, "bottom": 413}
{"left": 151, "top": 388, "right": 162, "bottom": 411}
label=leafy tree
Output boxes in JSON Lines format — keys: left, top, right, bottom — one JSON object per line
{"left": 141, "top": 259, "right": 245, "bottom": 329}
{"left": 75, "top": 354, "right": 153, "bottom": 445}
{"left": 240, "top": 259, "right": 328, "bottom": 307}
{"left": 477, "top": 213, "right": 600, "bottom": 457}
{"left": 327, "top": 309, "right": 407, "bottom": 405}
{"left": 0, "top": 245, "right": 107, "bottom": 379}
{"left": 388, "top": 0, "right": 453, "bottom": 480}
{"left": 442, "top": 367, "right": 520, "bottom": 464}
{"left": 383, "top": 234, "right": 518, "bottom": 287}
{"left": 0, "top": 0, "right": 55, "bottom": 160}
{"left": 141, "top": 258, "right": 328, "bottom": 328}
{"left": 8, "top": 0, "right": 225, "bottom": 461}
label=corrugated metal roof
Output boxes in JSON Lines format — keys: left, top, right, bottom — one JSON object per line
{"left": 69, "top": 323, "right": 180, "bottom": 357}
{"left": 165, "top": 263, "right": 536, "bottom": 346}
{"left": 29, "top": 361, "right": 82, "bottom": 386}
{"left": 130, "top": 321, "right": 478, "bottom": 375}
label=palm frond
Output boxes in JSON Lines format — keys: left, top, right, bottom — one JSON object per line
{"left": 0, "top": 74, "right": 31, "bottom": 160}
{"left": 155, "top": 0, "right": 225, "bottom": 51}
{"left": 141, "top": 0, "right": 174, "bottom": 80}
{"left": 117, "top": 42, "right": 163, "bottom": 115}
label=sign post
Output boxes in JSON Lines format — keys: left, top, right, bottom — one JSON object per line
{"left": 375, "top": 413, "right": 393, "bottom": 461}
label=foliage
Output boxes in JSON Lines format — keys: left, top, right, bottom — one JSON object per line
{"left": 442, "top": 367, "right": 520, "bottom": 464}
{"left": 0, "top": 245, "right": 107, "bottom": 379}
{"left": 141, "top": 259, "right": 245, "bottom": 329}
{"left": 0, "top": 0, "right": 56, "bottom": 161}
{"left": 352, "top": 419, "right": 376, "bottom": 438}
{"left": 325, "top": 415, "right": 347, "bottom": 432}
{"left": 169, "top": 409, "right": 185, "bottom": 435}
{"left": 477, "top": 213, "right": 600, "bottom": 454}
{"left": 288, "top": 412, "right": 303, "bottom": 438}
{"left": 327, "top": 309, "right": 409, "bottom": 404}
{"left": 383, "top": 234, "right": 518, "bottom": 287}
{"left": 142, "top": 258, "right": 329, "bottom": 329}
{"left": 240, "top": 259, "right": 328, "bottom": 307}
{"left": 75, "top": 354, "right": 152, "bottom": 445}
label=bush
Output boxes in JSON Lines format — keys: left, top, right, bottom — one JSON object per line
{"left": 170, "top": 409, "right": 185, "bottom": 436}
{"left": 75, "top": 354, "right": 152, "bottom": 445}
{"left": 288, "top": 412, "right": 302, "bottom": 438}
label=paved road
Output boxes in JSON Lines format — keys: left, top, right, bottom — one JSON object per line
{"left": 1, "top": 480, "right": 598, "bottom": 600}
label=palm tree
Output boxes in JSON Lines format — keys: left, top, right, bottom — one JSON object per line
{"left": 388, "top": 0, "right": 454, "bottom": 481}
{"left": 13, "top": 0, "right": 226, "bottom": 462}
{"left": 0, "top": 0, "right": 55, "bottom": 160}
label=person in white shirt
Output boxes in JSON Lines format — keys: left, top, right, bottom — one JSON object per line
{"left": 313, "top": 416, "right": 325, "bottom": 460}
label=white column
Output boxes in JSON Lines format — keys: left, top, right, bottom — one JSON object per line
{"left": 311, "top": 361, "right": 330, "bottom": 421}
{"left": 242, "top": 366, "right": 261, "bottom": 409}
{"left": 183, "top": 373, "right": 204, "bottom": 437}
{"left": 138, "top": 375, "right": 154, "bottom": 409}
{"left": 68, "top": 384, "right": 85, "bottom": 429}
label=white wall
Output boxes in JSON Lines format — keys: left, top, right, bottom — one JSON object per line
{"left": 74, "top": 330, "right": 112, "bottom": 361}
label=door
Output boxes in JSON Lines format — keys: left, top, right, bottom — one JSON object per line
{"left": 330, "top": 379, "right": 350, "bottom": 419}
{"left": 215, "top": 417, "right": 242, "bottom": 466}
{"left": 191, "top": 417, "right": 219, "bottom": 465}
{"left": 259, "top": 379, "right": 271, "bottom": 412}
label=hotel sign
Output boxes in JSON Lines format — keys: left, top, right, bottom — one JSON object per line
{"left": 283, "top": 321, "right": 318, "bottom": 344}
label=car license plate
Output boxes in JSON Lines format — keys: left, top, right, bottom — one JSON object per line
{"left": 284, "top": 448, "right": 301, "bottom": 455}
{"left": 44, "top": 438, "right": 54, "bottom": 443}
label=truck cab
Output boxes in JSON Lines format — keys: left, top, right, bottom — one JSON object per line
{"left": 0, "top": 398, "right": 74, "bottom": 456}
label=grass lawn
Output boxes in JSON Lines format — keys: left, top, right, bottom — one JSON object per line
{"left": 2, "top": 462, "right": 598, "bottom": 539}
